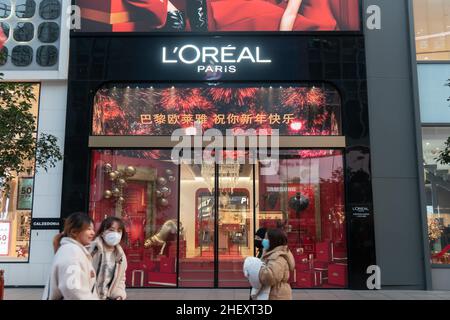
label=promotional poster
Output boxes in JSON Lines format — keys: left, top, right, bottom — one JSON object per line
{"left": 75, "top": 0, "right": 360, "bottom": 32}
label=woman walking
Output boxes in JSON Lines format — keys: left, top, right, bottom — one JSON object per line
{"left": 43, "top": 212, "right": 98, "bottom": 300}
{"left": 259, "top": 228, "right": 295, "bottom": 300}
{"left": 89, "top": 216, "right": 128, "bottom": 300}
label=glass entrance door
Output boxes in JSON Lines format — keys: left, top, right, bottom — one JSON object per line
{"left": 179, "top": 161, "right": 254, "bottom": 288}
{"left": 218, "top": 163, "right": 254, "bottom": 287}
{"left": 179, "top": 163, "right": 216, "bottom": 287}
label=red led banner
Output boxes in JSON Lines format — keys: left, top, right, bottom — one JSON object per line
{"left": 92, "top": 85, "right": 341, "bottom": 136}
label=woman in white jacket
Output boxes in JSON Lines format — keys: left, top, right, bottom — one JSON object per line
{"left": 43, "top": 212, "right": 99, "bottom": 300}
{"left": 89, "top": 216, "right": 128, "bottom": 300}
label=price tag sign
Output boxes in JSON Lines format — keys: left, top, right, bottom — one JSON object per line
{"left": 0, "top": 222, "right": 11, "bottom": 256}
{"left": 17, "top": 177, "right": 34, "bottom": 210}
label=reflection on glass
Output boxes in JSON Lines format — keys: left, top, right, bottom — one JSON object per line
{"left": 0, "top": 47, "right": 7, "bottom": 65}
{"left": 38, "top": 22, "right": 59, "bottom": 43}
{"left": 0, "top": 83, "right": 40, "bottom": 262}
{"left": 39, "top": 0, "right": 61, "bottom": 20}
{"left": 1, "top": 22, "right": 9, "bottom": 40}
{"left": 256, "top": 150, "right": 348, "bottom": 288}
{"left": 11, "top": 45, "right": 33, "bottom": 66}
{"left": 13, "top": 22, "right": 34, "bottom": 42}
{"left": 422, "top": 127, "right": 450, "bottom": 264}
{"left": 413, "top": 0, "right": 450, "bottom": 61}
{"left": 16, "top": 0, "right": 36, "bottom": 18}
{"left": 0, "top": 0, "right": 12, "bottom": 19}
{"left": 36, "top": 45, "right": 58, "bottom": 66}
{"left": 218, "top": 163, "right": 253, "bottom": 288}
{"left": 179, "top": 163, "right": 215, "bottom": 287}
{"left": 89, "top": 150, "right": 179, "bottom": 287}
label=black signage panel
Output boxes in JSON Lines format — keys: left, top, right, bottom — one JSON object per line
{"left": 31, "top": 218, "right": 62, "bottom": 230}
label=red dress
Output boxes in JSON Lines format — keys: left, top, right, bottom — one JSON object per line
{"left": 125, "top": 0, "right": 169, "bottom": 29}
{"left": 208, "top": 0, "right": 338, "bottom": 31}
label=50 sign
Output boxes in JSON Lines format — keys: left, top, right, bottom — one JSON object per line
{"left": 17, "top": 178, "right": 34, "bottom": 211}
{"left": 0, "top": 222, "right": 11, "bottom": 256}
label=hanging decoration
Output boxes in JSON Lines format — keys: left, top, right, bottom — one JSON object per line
{"left": 428, "top": 217, "right": 443, "bottom": 242}
{"left": 103, "top": 163, "right": 137, "bottom": 216}
{"left": 289, "top": 192, "right": 309, "bottom": 216}
{"left": 201, "top": 162, "right": 215, "bottom": 193}
{"left": 219, "top": 163, "right": 240, "bottom": 194}
{"left": 155, "top": 168, "right": 176, "bottom": 208}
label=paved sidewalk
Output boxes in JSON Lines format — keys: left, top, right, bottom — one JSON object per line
{"left": 3, "top": 288, "right": 450, "bottom": 300}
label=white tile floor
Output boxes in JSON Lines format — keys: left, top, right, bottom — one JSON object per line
{"left": 3, "top": 288, "right": 450, "bottom": 300}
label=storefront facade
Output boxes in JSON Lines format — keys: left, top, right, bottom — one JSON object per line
{"left": 61, "top": 0, "right": 377, "bottom": 289}
{"left": 0, "top": 0, "right": 433, "bottom": 291}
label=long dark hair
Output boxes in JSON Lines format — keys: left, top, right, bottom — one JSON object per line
{"left": 267, "top": 228, "right": 288, "bottom": 252}
{"left": 96, "top": 216, "right": 128, "bottom": 243}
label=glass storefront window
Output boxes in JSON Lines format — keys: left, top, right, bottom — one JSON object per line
{"left": 423, "top": 127, "right": 450, "bottom": 264}
{"left": 413, "top": 0, "right": 450, "bottom": 61}
{"left": 90, "top": 148, "right": 348, "bottom": 288}
{"left": 0, "top": 83, "right": 40, "bottom": 262}
{"left": 418, "top": 64, "right": 450, "bottom": 124}
{"left": 89, "top": 149, "right": 179, "bottom": 287}
{"left": 92, "top": 84, "right": 342, "bottom": 136}
{"left": 256, "top": 149, "right": 347, "bottom": 288}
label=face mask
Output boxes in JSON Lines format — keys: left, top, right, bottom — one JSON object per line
{"left": 262, "top": 239, "right": 270, "bottom": 250}
{"left": 103, "top": 231, "right": 122, "bottom": 247}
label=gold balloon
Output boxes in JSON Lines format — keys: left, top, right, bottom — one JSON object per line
{"left": 159, "top": 198, "right": 169, "bottom": 207}
{"left": 168, "top": 176, "right": 176, "bottom": 182}
{"left": 125, "top": 166, "right": 137, "bottom": 177}
{"left": 112, "top": 188, "right": 120, "bottom": 197}
{"left": 156, "top": 190, "right": 162, "bottom": 198}
{"left": 108, "top": 172, "right": 118, "bottom": 181}
{"left": 104, "top": 190, "right": 112, "bottom": 199}
{"left": 157, "top": 177, "right": 167, "bottom": 186}
{"left": 161, "top": 186, "right": 171, "bottom": 197}
{"left": 165, "top": 169, "right": 173, "bottom": 176}
{"left": 118, "top": 178, "right": 127, "bottom": 186}
{"left": 117, "top": 196, "right": 125, "bottom": 203}
{"left": 103, "top": 163, "right": 113, "bottom": 173}
{"left": 114, "top": 170, "right": 121, "bottom": 178}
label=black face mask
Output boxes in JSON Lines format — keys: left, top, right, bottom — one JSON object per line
{"left": 255, "top": 239, "right": 262, "bottom": 249}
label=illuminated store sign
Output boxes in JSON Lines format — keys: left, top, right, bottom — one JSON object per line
{"left": 162, "top": 45, "right": 271, "bottom": 73}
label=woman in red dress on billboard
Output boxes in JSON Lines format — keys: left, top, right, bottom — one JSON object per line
{"left": 125, "top": 0, "right": 209, "bottom": 31}
{"left": 208, "top": 0, "right": 339, "bottom": 31}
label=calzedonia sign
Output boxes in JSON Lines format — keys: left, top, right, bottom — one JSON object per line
{"left": 162, "top": 45, "right": 272, "bottom": 74}
{"left": 31, "top": 218, "right": 61, "bottom": 230}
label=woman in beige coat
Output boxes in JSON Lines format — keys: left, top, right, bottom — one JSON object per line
{"left": 43, "top": 212, "right": 99, "bottom": 300}
{"left": 89, "top": 216, "right": 128, "bottom": 300}
{"left": 259, "top": 228, "right": 295, "bottom": 300}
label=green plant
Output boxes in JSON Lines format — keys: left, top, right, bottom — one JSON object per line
{"left": 436, "top": 137, "right": 450, "bottom": 165}
{"left": 437, "top": 80, "right": 450, "bottom": 165}
{"left": 0, "top": 81, "right": 63, "bottom": 193}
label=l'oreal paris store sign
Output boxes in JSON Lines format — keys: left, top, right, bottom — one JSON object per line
{"left": 162, "top": 45, "right": 271, "bottom": 73}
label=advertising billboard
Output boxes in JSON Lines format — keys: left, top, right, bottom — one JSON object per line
{"left": 75, "top": 0, "right": 360, "bottom": 32}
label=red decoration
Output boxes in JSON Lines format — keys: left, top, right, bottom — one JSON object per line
{"left": 207, "top": 88, "right": 257, "bottom": 106}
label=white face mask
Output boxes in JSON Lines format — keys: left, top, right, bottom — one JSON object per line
{"left": 103, "top": 231, "right": 122, "bottom": 247}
